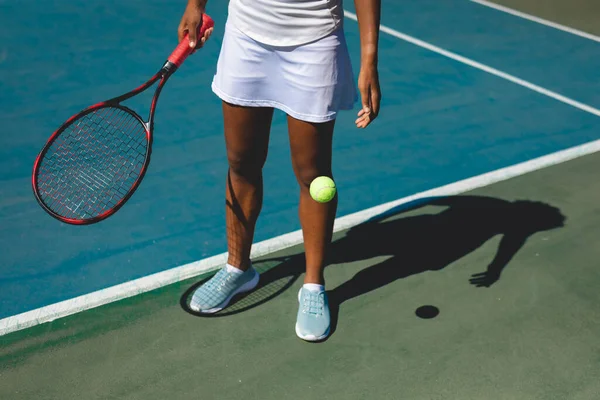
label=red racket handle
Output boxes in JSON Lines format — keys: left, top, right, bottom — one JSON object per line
{"left": 168, "top": 14, "right": 214, "bottom": 67}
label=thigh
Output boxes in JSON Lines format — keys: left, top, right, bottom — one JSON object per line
{"left": 287, "top": 115, "right": 336, "bottom": 185}
{"left": 223, "top": 102, "right": 274, "bottom": 171}
{"left": 276, "top": 28, "right": 357, "bottom": 123}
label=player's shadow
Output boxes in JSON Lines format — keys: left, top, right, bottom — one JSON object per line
{"left": 181, "top": 195, "right": 566, "bottom": 340}
{"left": 325, "top": 195, "right": 565, "bottom": 335}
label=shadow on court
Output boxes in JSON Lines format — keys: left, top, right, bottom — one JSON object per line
{"left": 181, "top": 195, "right": 566, "bottom": 339}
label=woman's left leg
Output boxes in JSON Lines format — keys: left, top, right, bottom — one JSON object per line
{"left": 288, "top": 115, "right": 337, "bottom": 341}
{"left": 287, "top": 116, "right": 337, "bottom": 285}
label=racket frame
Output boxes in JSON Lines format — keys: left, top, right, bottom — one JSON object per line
{"left": 32, "top": 63, "right": 176, "bottom": 225}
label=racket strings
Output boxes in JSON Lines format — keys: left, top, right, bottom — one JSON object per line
{"left": 36, "top": 107, "right": 148, "bottom": 220}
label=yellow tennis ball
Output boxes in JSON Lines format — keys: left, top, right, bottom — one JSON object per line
{"left": 310, "top": 176, "right": 336, "bottom": 203}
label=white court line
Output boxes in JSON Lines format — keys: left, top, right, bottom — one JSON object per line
{"left": 469, "top": 0, "right": 600, "bottom": 43}
{"left": 343, "top": 11, "right": 600, "bottom": 118}
{"left": 3, "top": 13, "right": 600, "bottom": 337}
{"left": 3, "top": 137, "right": 600, "bottom": 336}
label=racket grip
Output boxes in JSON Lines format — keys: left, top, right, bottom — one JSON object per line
{"left": 168, "top": 14, "right": 214, "bottom": 67}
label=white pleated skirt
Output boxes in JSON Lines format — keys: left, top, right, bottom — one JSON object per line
{"left": 211, "top": 20, "right": 357, "bottom": 123}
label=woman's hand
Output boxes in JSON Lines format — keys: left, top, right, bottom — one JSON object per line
{"left": 178, "top": 0, "right": 213, "bottom": 50}
{"left": 353, "top": 0, "right": 381, "bottom": 129}
{"left": 355, "top": 63, "right": 381, "bottom": 128}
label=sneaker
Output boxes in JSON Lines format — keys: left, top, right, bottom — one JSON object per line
{"left": 295, "top": 287, "right": 331, "bottom": 341}
{"left": 189, "top": 265, "right": 259, "bottom": 314}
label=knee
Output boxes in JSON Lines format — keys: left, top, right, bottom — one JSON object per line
{"left": 227, "top": 150, "right": 265, "bottom": 180}
{"left": 294, "top": 165, "right": 331, "bottom": 190}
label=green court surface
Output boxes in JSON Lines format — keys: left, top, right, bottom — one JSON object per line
{"left": 3, "top": 150, "right": 600, "bottom": 399}
{"left": 489, "top": 0, "right": 600, "bottom": 36}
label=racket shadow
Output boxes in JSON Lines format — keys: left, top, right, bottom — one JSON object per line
{"left": 180, "top": 254, "right": 306, "bottom": 318}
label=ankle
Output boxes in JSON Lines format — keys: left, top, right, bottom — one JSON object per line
{"left": 226, "top": 259, "right": 251, "bottom": 272}
{"left": 304, "top": 275, "right": 325, "bottom": 286}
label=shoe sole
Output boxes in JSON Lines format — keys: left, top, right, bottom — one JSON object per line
{"left": 190, "top": 270, "right": 260, "bottom": 314}
{"left": 295, "top": 289, "right": 330, "bottom": 342}
{"left": 295, "top": 323, "right": 330, "bottom": 342}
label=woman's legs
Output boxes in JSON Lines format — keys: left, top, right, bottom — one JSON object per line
{"left": 223, "top": 102, "right": 274, "bottom": 271}
{"left": 287, "top": 116, "right": 337, "bottom": 286}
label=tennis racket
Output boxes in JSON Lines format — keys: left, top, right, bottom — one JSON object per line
{"left": 32, "top": 14, "right": 214, "bottom": 225}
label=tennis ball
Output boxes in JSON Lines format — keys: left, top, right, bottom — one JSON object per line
{"left": 310, "top": 176, "right": 336, "bottom": 203}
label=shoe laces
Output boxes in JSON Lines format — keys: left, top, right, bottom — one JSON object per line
{"left": 302, "top": 290, "right": 324, "bottom": 316}
{"left": 207, "top": 269, "right": 235, "bottom": 292}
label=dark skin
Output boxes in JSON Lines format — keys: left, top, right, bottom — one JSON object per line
{"left": 178, "top": 0, "right": 381, "bottom": 285}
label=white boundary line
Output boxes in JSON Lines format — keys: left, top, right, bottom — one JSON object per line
{"left": 3, "top": 137, "right": 600, "bottom": 336}
{"left": 343, "top": 11, "right": 600, "bottom": 118}
{"left": 3, "top": 12, "right": 600, "bottom": 337}
{"left": 469, "top": 0, "right": 600, "bottom": 43}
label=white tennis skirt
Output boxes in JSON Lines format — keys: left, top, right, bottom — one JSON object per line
{"left": 211, "top": 21, "right": 357, "bottom": 123}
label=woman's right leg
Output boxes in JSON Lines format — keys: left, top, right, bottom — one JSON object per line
{"left": 223, "top": 101, "right": 274, "bottom": 271}
{"left": 189, "top": 101, "right": 272, "bottom": 314}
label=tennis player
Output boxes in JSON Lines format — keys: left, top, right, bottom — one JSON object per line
{"left": 178, "top": 0, "right": 381, "bottom": 341}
